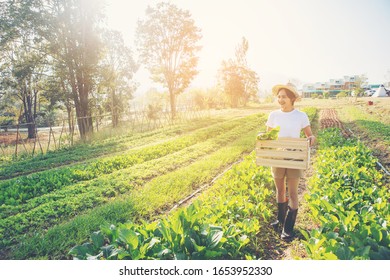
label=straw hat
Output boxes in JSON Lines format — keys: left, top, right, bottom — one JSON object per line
{"left": 272, "top": 82, "right": 301, "bottom": 101}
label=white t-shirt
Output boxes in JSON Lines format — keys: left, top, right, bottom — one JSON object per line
{"left": 266, "top": 109, "right": 310, "bottom": 138}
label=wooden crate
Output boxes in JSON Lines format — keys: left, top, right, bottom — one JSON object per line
{"left": 256, "top": 137, "right": 310, "bottom": 169}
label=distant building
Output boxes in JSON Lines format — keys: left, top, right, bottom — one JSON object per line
{"left": 302, "top": 75, "right": 360, "bottom": 97}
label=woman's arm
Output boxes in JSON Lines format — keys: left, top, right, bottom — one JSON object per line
{"left": 303, "top": 125, "right": 316, "bottom": 146}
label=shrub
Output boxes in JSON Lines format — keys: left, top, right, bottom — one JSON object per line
{"left": 336, "top": 92, "right": 347, "bottom": 98}
{"left": 0, "top": 116, "right": 14, "bottom": 132}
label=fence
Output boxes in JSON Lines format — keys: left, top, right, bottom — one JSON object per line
{"left": 0, "top": 107, "right": 211, "bottom": 159}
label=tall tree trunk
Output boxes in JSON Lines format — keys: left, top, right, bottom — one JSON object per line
{"left": 67, "top": 61, "right": 93, "bottom": 140}
{"left": 74, "top": 94, "right": 92, "bottom": 140}
{"left": 22, "top": 84, "right": 37, "bottom": 139}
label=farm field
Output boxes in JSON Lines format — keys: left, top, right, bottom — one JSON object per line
{"left": 1, "top": 98, "right": 389, "bottom": 260}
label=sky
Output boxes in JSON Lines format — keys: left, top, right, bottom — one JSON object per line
{"left": 103, "top": 0, "right": 390, "bottom": 95}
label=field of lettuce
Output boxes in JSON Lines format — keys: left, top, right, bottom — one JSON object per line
{"left": 0, "top": 103, "right": 389, "bottom": 260}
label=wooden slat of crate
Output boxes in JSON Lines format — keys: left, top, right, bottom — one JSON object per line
{"left": 256, "top": 149, "right": 307, "bottom": 160}
{"left": 256, "top": 138, "right": 310, "bottom": 170}
{"left": 256, "top": 139, "right": 308, "bottom": 149}
{"left": 256, "top": 158, "right": 308, "bottom": 169}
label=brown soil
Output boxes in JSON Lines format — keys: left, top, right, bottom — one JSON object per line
{"left": 0, "top": 132, "right": 22, "bottom": 145}
{"left": 319, "top": 108, "right": 351, "bottom": 137}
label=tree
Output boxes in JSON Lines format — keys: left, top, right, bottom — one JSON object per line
{"left": 0, "top": 0, "right": 105, "bottom": 140}
{"left": 0, "top": 29, "right": 49, "bottom": 138}
{"left": 98, "top": 30, "right": 138, "bottom": 127}
{"left": 47, "top": 60, "right": 77, "bottom": 140}
{"left": 220, "top": 63, "right": 245, "bottom": 107}
{"left": 353, "top": 74, "right": 368, "bottom": 102}
{"left": 136, "top": 2, "right": 202, "bottom": 119}
{"left": 0, "top": 0, "right": 49, "bottom": 138}
{"left": 218, "top": 37, "right": 259, "bottom": 107}
{"left": 234, "top": 37, "right": 259, "bottom": 106}
{"left": 336, "top": 91, "right": 348, "bottom": 98}
{"left": 323, "top": 91, "right": 330, "bottom": 99}
{"left": 45, "top": 0, "right": 104, "bottom": 139}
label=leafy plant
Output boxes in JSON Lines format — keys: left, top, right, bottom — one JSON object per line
{"left": 257, "top": 126, "right": 280, "bottom": 140}
{"left": 69, "top": 153, "right": 275, "bottom": 260}
{"left": 302, "top": 128, "right": 390, "bottom": 260}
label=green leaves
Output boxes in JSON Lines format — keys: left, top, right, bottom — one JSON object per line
{"left": 206, "top": 230, "right": 223, "bottom": 249}
{"left": 257, "top": 126, "right": 280, "bottom": 140}
{"left": 118, "top": 228, "right": 138, "bottom": 250}
{"left": 136, "top": 1, "right": 201, "bottom": 109}
{"left": 1, "top": 114, "right": 267, "bottom": 254}
{"left": 69, "top": 152, "right": 275, "bottom": 260}
{"left": 66, "top": 108, "right": 325, "bottom": 261}
{"left": 91, "top": 231, "right": 104, "bottom": 248}
{"left": 69, "top": 243, "right": 96, "bottom": 260}
{"left": 305, "top": 128, "right": 390, "bottom": 260}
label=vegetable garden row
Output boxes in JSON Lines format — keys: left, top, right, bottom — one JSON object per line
{"left": 338, "top": 106, "right": 390, "bottom": 145}
{"left": 68, "top": 108, "right": 318, "bottom": 260}
{"left": 0, "top": 117, "right": 229, "bottom": 179}
{"left": 1, "top": 106, "right": 388, "bottom": 259}
{"left": 69, "top": 107, "right": 389, "bottom": 260}
{"left": 0, "top": 113, "right": 267, "bottom": 259}
{"left": 303, "top": 128, "right": 389, "bottom": 259}
{"left": 69, "top": 156, "right": 276, "bottom": 260}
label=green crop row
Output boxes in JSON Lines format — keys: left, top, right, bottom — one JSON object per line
{"left": 300, "top": 107, "right": 318, "bottom": 122}
{"left": 69, "top": 152, "right": 275, "bottom": 260}
{"left": 299, "top": 107, "right": 318, "bottom": 137}
{"left": 0, "top": 115, "right": 257, "bottom": 206}
{"left": 3, "top": 117, "right": 265, "bottom": 258}
{"left": 6, "top": 108, "right": 317, "bottom": 259}
{"left": 0, "top": 117, "right": 227, "bottom": 179}
{"left": 302, "top": 128, "right": 390, "bottom": 259}
{"left": 339, "top": 106, "right": 390, "bottom": 143}
{"left": 0, "top": 116, "right": 263, "bottom": 220}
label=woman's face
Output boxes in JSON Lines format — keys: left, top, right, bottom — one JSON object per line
{"left": 277, "top": 89, "right": 294, "bottom": 110}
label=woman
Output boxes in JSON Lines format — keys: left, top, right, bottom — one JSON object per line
{"left": 266, "top": 83, "right": 316, "bottom": 241}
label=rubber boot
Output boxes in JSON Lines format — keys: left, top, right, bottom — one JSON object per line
{"left": 281, "top": 206, "right": 298, "bottom": 241}
{"left": 270, "top": 201, "right": 288, "bottom": 232}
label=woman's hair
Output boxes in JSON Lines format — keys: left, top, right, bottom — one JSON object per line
{"left": 279, "top": 88, "right": 297, "bottom": 105}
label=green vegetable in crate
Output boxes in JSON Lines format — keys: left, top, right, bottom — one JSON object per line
{"left": 257, "top": 126, "right": 280, "bottom": 140}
